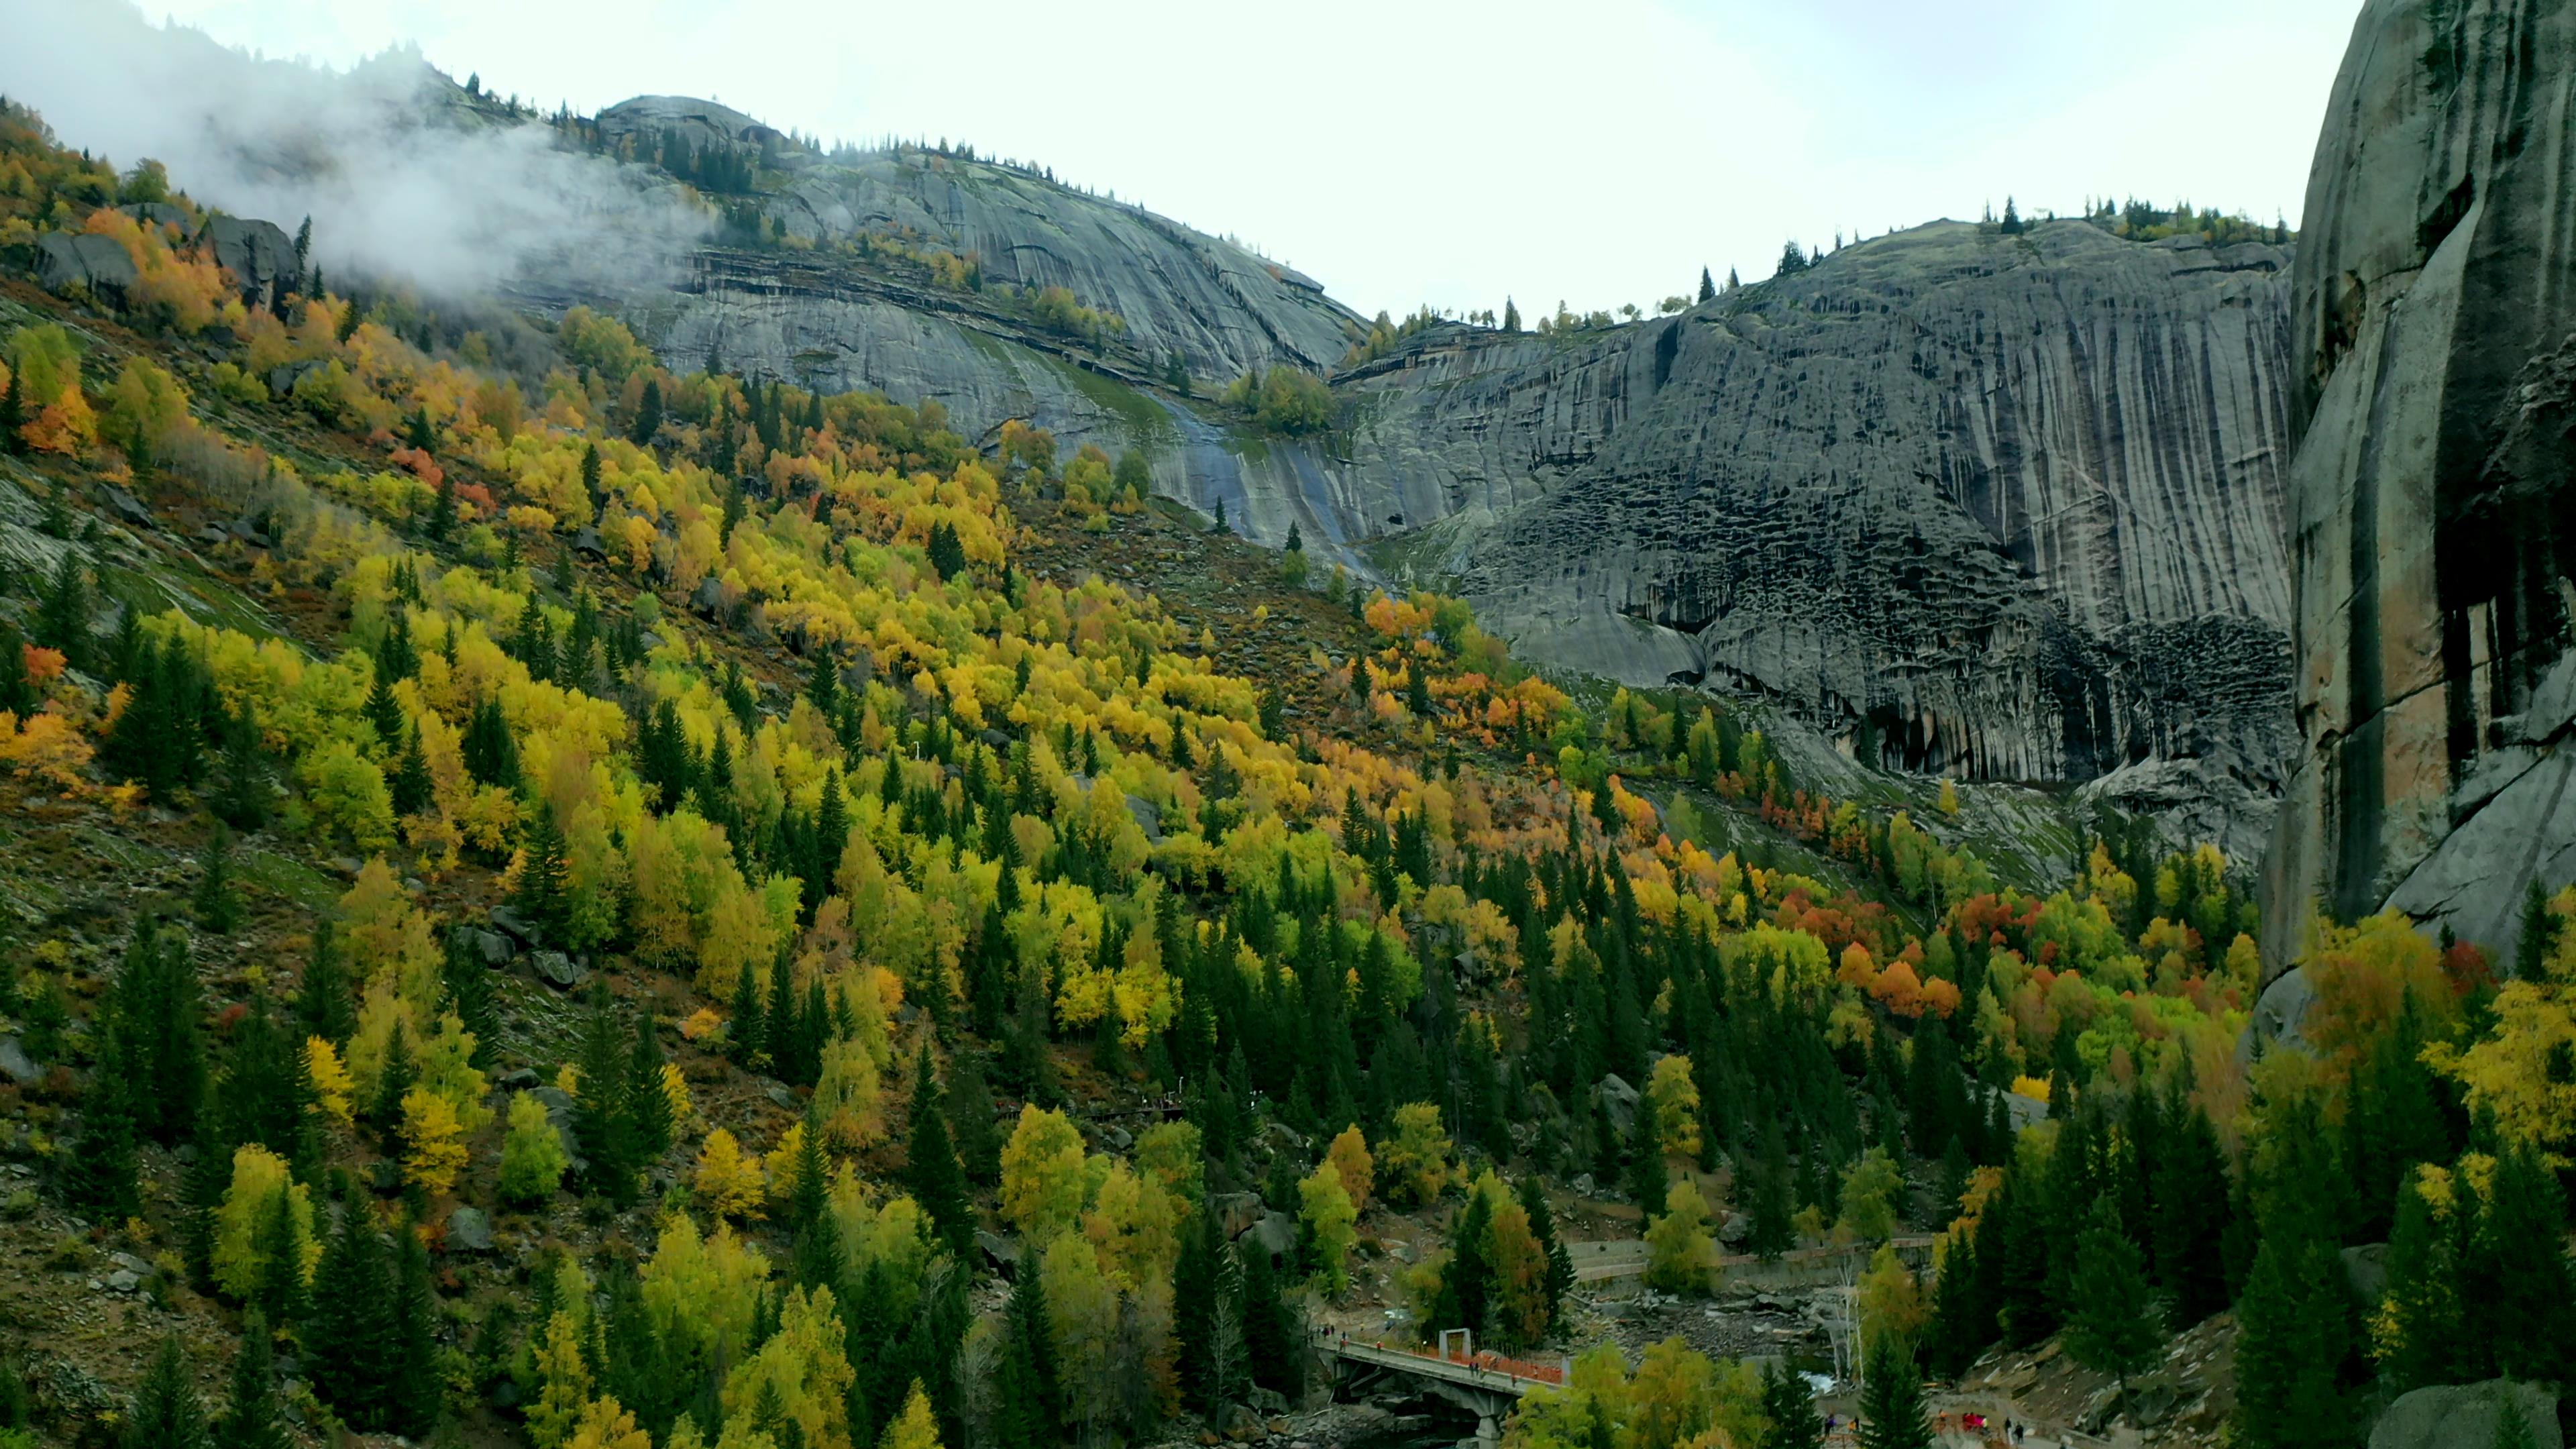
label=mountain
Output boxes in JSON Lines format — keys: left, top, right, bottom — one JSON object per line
{"left": 2263, "top": 0, "right": 2576, "bottom": 973}
{"left": 648, "top": 143, "right": 2300, "bottom": 856}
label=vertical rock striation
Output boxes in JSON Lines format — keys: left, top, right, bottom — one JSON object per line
{"left": 2264, "top": 0, "right": 2576, "bottom": 973}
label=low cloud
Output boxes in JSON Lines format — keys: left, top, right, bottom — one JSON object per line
{"left": 0, "top": 3, "right": 706, "bottom": 297}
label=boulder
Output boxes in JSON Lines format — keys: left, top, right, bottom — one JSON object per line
{"left": 498, "top": 1067, "right": 542, "bottom": 1090}
{"left": 2238, "top": 965, "right": 2316, "bottom": 1067}
{"left": 1210, "top": 1191, "right": 1267, "bottom": 1240}
{"left": 101, "top": 490, "right": 152, "bottom": 528}
{"left": 1123, "top": 795, "right": 1163, "bottom": 843}
{"left": 445, "top": 1207, "right": 494, "bottom": 1253}
{"left": 201, "top": 216, "right": 296, "bottom": 302}
{"left": 461, "top": 928, "right": 516, "bottom": 968}
{"left": 975, "top": 1230, "right": 1022, "bottom": 1277}
{"left": 117, "top": 202, "right": 190, "bottom": 231}
{"left": 35, "top": 231, "right": 140, "bottom": 304}
{"left": 2367, "top": 1380, "right": 2561, "bottom": 1449}
{"left": 266, "top": 360, "right": 323, "bottom": 400}
{"left": 0, "top": 1037, "right": 38, "bottom": 1087}
{"left": 2340, "top": 1242, "right": 2388, "bottom": 1305}
{"left": 1595, "top": 1073, "right": 1642, "bottom": 1138}
{"left": 530, "top": 1087, "right": 585, "bottom": 1169}
{"left": 488, "top": 904, "right": 539, "bottom": 947}
{"left": 1244, "top": 1212, "right": 1298, "bottom": 1264}
{"left": 529, "top": 951, "right": 586, "bottom": 991}
{"left": 573, "top": 527, "right": 606, "bottom": 559}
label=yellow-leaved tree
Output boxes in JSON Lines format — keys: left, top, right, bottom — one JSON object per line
{"left": 1298, "top": 1161, "right": 1358, "bottom": 1293}
{"left": 877, "top": 1381, "right": 943, "bottom": 1449}
{"left": 212, "top": 1145, "right": 318, "bottom": 1302}
{"left": 695, "top": 1127, "right": 767, "bottom": 1220}
{"left": 1326, "top": 1124, "right": 1375, "bottom": 1216}
{"left": 1645, "top": 1055, "right": 1701, "bottom": 1163}
{"left": 1644, "top": 1180, "right": 1716, "bottom": 1294}
{"left": 1377, "top": 1102, "right": 1452, "bottom": 1207}
{"left": 1000, "top": 1105, "right": 1089, "bottom": 1243}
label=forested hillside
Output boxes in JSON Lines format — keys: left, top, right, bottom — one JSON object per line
{"left": 0, "top": 85, "right": 2569, "bottom": 1449}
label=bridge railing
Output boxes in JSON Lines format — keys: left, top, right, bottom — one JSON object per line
{"left": 1316, "top": 1330, "right": 1568, "bottom": 1388}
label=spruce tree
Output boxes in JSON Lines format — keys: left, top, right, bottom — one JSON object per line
{"left": 1000, "top": 1252, "right": 1062, "bottom": 1443}
{"left": 212, "top": 708, "right": 272, "bottom": 830}
{"left": 1625, "top": 1104, "right": 1668, "bottom": 1215}
{"left": 1750, "top": 1117, "right": 1795, "bottom": 1258}
{"left": 904, "top": 1047, "right": 973, "bottom": 1254}
{"left": 2151, "top": 1099, "right": 2232, "bottom": 1325}
{"left": 0, "top": 620, "right": 36, "bottom": 717}
{"left": 296, "top": 923, "right": 356, "bottom": 1044}
{"left": 515, "top": 802, "right": 570, "bottom": 944}
{"left": 194, "top": 823, "right": 241, "bottom": 934}
{"left": 1430, "top": 1187, "right": 1495, "bottom": 1341}
{"left": 574, "top": 991, "right": 638, "bottom": 1203}
{"left": 2065, "top": 1193, "right": 2158, "bottom": 1403}
{"left": 97, "top": 918, "right": 207, "bottom": 1142}
{"left": 127, "top": 1334, "right": 211, "bottom": 1449}
{"left": 1239, "top": 1235, "right": 1303, "bottom": 1396}
{"left": 213, "top": 1312, "right": 288, "bottom": 1449}
{"left": 626, "top": 1013, "right": 673, "bottom": 1161}
{"left": 34, "top": 551, "right": 90, "bottom": 673}
{"left": 362, "top": 669, "right": 405, "bottom": 755}
{"left": 309, "top": 1189, "right": 396, "bottom": 1430}
{"left": 1698, "top": 266, "right": 1717, "bottom": 304}
{"left": 62, "top": 1082, "right": 142, "bottom": 1220}
{"left": 630, "top": 379, "right": 663, "bottom": 444}
{"left": 2514, "top": 877, "right": 2558, "bottom": 980}
{"left": 1761, "top": 1358, "right": 1821, "bottom": 1449}
{"left": 2373, "top": 1170, "right": 2464, "bottom": 1394}
{"left": 388, "top": 725, "right": 433, "bottom": 818}
{"left": 947, "top": 1049, "right": 1002, "bottom": 1185}
{"left": 2232, "top": 1223, "right": 2355, "bottom": 1449}
{"left": 386, "top": 1213, "right": 441, "bottom": 1434}
{"left": 0, "top": 366, "right": 21, "bottom": 456}
{"left": 2466, "top": 1140, "right": 2576, "bottom": 1380}
{"left": 1856, "top": 1340, "right": 1930, "bottom": 1449}
{"left": 729, "top": 957, "right": 767, "bottom": 1067}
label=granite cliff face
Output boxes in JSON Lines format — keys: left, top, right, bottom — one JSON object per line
{"left": 593, "top": 101, "right": 2302, "bottom": 855}
{"left": 1340, "top": 223, "right": 2298, "bottom": 851}
{"left": 2262, "top": 0, "right": 2576, "bottom": 973}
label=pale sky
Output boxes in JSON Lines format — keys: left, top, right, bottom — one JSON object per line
{"left": 117, "top": 0, "right": 2364, "bottom": 317}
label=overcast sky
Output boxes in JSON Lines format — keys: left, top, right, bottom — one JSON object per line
{"left": 109, "top": 0, "right": 2363, "bottom": 317}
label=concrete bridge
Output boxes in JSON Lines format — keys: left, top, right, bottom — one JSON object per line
{"left": 1316, "top": 1330, "right": 1566, "bottom": 1447}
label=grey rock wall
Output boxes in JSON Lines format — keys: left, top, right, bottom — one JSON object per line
{"left": 2263, "top": 0, "right": 2576, "bottom": 974}
{"left": 595, "top": 100, "right": 2304, "bottom": 851}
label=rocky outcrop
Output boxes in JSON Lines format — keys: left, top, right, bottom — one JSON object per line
{"left": 34, "top": 231, "right": 138, "bottom": 303}
{"left": 2263, "top": 0, "right": 2576, "bottom": 973}
{"left": 599, "top": 102, "right": 2300, "bottom": 843}
{"left": 1409, "top": 222, "right": 2298, "bottom": 814}
{"left": 2367, "top": 1379, "right": 2561, "bottom": 1449}
{"left": 606, "top": 100, "right": 1362, "bottom": 390}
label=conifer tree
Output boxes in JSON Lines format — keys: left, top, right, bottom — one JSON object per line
{"left": 425, "top": 474, "right": 455, "bottom": 541}
{"left": 625, "top": 1013, "right": 672, "bottom": 1161}
{"left": 947, "top": 1051, "right": 1002, "bottom": 1185}
{"left": 1750, "top": 1117, "right": 1796, "bottom": 1258}
{"left": 213, "top": 1312, "right": 287, "bottom": 1449}
{"left": 2232, "top": 1222, "right": 2355, "bottom": 1449}
{"left": 296, "top": 923, "right": 356, "bottom": 1044}
{"left": 574, "top": 991, "right": 638, "bottom": 1203}
{"left": 1238, "top": 1235, "right": 1303, "bottom": 1396}
{"left": 212, "top": 708, "right": 272, "bottom": 830}
{"left": 1625, "top": 1102, "right": 1668, "bottom": 1215}
{"left": 1698, "top": 266, "right": 1717, "bottom": 304}
{"left": 97, "top": 918, "right": 207, "bottom": 1142}
{"left": 309, "top": 1193, "right": 396, "bottom": 1430}
{"left": 362, "top": 669, "right": 405, "bottom": 755}
{"left": 127, "top": 1334, "right": 211, "bottom": 1449}
{"left": 195, "top": 823, "right": 241, "bottom": 934}
{"left": 1515, "top": 1177, "right": 1575, "bottom": 1324}
{"left": 2151, "top": 1095, "right": 2231, "bottom": 1324}
{"left": 904, "top": 1047, "right": 973, "bottom": 1255}
{"left": 388, "top": 725, "right": 433, "bottom": 818}
{"left": 2065, "top": 1193, "right": 2158, "bottom": 1403}
{"left": 1430, "top": 1187, "right": 1495, "bottom": 1340}
{"left": 1761, "top": 1358, "right": 1821, "bottom": 1449}
{"left": 515, "top": 802, "right": 570, "bottom": 944}
{"left": 631, "top": 380, "right": 663, "bottom": 444}
{"left": 34, "top": 551, "right": 90, "bottom": 672}
{"left": 386, "top": 1213, "right": 441, "bottom": 1435}
{"left": 2465, "top": 1140, "right": 2576, "bottom": 1380}
{"left": 2373, "top": 1170, "right": 2463, "bottom": 1394}
{"left": 998, "top": 1249, "right": 1061, "bottom": 1443}
{"left": 62, "top": 1081, "right": 142, "bottom": 1220}
{"left": 0, "top": 621, "right": 35, "bottom": 716}
{"left": 1857, "top": 1340, "right": 1930, "bottom": 1449}
{"left": 729, "top": 958, "right": 767, "bottom": 1067}
{"left": 0, "top": 366, "right": 21, "bottom": 456}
